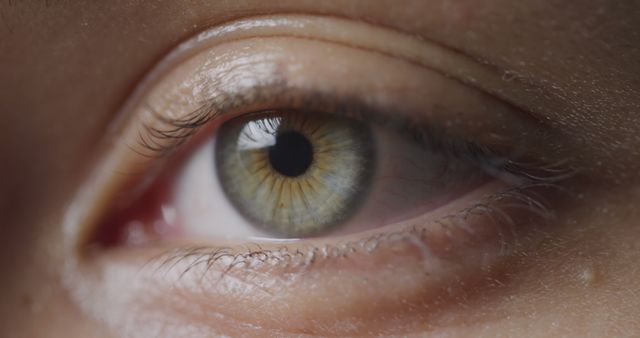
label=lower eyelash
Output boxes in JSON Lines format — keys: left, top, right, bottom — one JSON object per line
{"left": 147, "top": 177, "right": 574, "bottom": 281}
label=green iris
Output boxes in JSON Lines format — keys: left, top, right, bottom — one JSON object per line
{"left": 216, "top": 110, "right": 375, "bottom": 238}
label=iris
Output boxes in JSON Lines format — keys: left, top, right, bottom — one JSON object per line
{"left": 216, "top": 111, "right": 375, "bottom": 237}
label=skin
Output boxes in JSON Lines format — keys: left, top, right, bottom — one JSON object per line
{"left": 1, "top": 0, "right": 640, "bottom": 337}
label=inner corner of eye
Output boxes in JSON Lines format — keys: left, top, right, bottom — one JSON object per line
{"left": 92, "top": 107, "right": 497, "bottom": 249}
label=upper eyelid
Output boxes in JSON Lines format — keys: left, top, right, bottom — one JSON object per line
{"left": 119, "top": 14, "right": 534, "bottom": 133}
{"left": 133, "top": 36, "right": 548, "bottom": 162}
{"left": 138, "top": 86, "right": 464, "bottom": 158}
{"left": 118, "top": 14, "right": 551, "bottom": 165}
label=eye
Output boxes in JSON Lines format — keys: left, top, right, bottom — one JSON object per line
{"left": 110, "top": 107, "right": 490, "bottom": 244}
{"left": 67, "top": 15, "right": 579, "bottom": 336}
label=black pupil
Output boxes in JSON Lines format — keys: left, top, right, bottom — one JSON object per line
{"left": 268, "top": 130, "right": 314, "bottom": 177}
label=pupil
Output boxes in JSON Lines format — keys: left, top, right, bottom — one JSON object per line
{"left": 268, "top": 130, "right": 314, "bottom": 177}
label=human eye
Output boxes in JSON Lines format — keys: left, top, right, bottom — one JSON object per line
{"left": 64, "top": 15, "right": 579, "bottom": 337}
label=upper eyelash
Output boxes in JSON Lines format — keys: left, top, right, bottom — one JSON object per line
{"left": 136, "top": 83, "right": 575, "bottom": 173}
{"left": 137, "top": 83, "right": 292, "bottom": 157}
{"left": 137, "top": 103, "right": 218, "bottom": 156}
{"left": 137, "top": 82, "right": 492, "bottom": 155}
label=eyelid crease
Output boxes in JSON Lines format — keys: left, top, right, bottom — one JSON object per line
{"left": 119, "top": 14, "right": 541, "bottom": 142}
{"left": 187, "top": 15, "right": 540, "bottom": 120}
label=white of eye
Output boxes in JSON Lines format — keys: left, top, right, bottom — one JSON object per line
{"left": 174, "top": 137, "right": 272, "bottom": 240}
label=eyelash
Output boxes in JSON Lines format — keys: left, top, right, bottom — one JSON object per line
{"left": 128, "top": 85, "right": 579, "bottom": 277}
{"left": 138, "top": 84, "right": 576, "bottom": 182}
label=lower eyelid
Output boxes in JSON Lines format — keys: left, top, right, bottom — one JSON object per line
{"left": 74, "top": 180, "right": 566, "bottom": 336}
{"left": 163, "top": 181, "right": 553, "bottom": 268}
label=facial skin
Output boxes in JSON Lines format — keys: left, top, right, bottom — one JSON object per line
{"left": 1, "top": 0, "right": 640, "bottom": 337}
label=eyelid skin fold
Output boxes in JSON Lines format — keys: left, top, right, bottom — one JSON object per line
{"left": 60, "top": 14, "right": 580, "bottom": 337}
